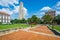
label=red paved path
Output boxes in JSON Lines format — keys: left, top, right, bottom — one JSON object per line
{"left": 30, "top": 25, "right": 54, "bottom": 34}
{"left": 0, "top": 25, "right": 60, "bottom": 40}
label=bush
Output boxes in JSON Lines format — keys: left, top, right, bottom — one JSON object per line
{"left": 0, "top": 22, "right": 2, "bottom": 24}
{"left": 10, "top": 19, "right": 27, "bottom": 24}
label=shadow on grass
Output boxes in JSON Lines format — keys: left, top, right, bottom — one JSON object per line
{"left": 47, "top": 26, "right": 60, "bottom": 36}
{"left": 51, "top": 29, "right": 60, "bottom": 36}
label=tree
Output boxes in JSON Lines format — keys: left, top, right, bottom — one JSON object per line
{"left": 42, "top": 14, "right": 57, "bottom": 29}
{"left": 55, "top": 15, "right": 60, "bottom": 24}
{"left": 42, "top": 14, "right": 52, "bottom": 24}
{"left": 20, "top": 19, "right": 27, "bottom": 23}
{"left": 27, "top": 15, "right": 40, "bottom": 24}
{"left": 10, "top": 20, "right": 15, "bottom": 24}
{"left": 11, "top": 19, "right": 27, "bottom": 24}
{"left": 27, "top": 18, "right": 31, "bottom": 24}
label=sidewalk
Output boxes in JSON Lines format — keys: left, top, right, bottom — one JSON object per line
{"left": 30, "top": 25, "right": 54, "bottom": 34}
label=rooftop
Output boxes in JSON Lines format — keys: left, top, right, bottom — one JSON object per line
{"left": 0, "top": 12, "right": 10, "bottom": 16}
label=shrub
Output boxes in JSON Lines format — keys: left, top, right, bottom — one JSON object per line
{"left": 0, "top": 22, "right": 2, "bottom": 24}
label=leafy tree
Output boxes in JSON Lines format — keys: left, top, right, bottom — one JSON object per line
{"left": 42, "top": 14, "right": 57, "bottom": 29}
{"left": 42, "top": 14, "right": 52, "bottom": 24}
{"left": 55, "top": 15, "right": 60, "bottom": 24}
{"left": 10, "top": 20, "right": 15, "bottom": 24}
{"left": 11, "top": 19, "right": 27, "bottom": 24}
{"left": 27, "top": 18, "right": 31, "bottom": 24}
{"left": 27, "top": 15, "right": 41, "bottom": 24}
{"left": 20, "top": 19, "right": 27, "bottom": 23}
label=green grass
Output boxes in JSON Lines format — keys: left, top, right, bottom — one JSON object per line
{"left": 0, "top": 24, "right": 29, "bottom": 30}
{"left": 49, "top": 25, "right": 60, "bottom": 32}
{"left": 54, "top": 26, "right": 60, "bottom": 32}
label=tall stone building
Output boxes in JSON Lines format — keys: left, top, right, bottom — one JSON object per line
{"left": 19, "top": 2, "right": 24, "bottom": 20}
{"left": 45, "top": 10, "right": 55, "bottom": 18}
{"left": 0, "top": 12, "right": 10, "bottom": 24}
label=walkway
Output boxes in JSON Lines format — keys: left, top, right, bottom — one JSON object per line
{"left": 30, "top": 25, "right": 54, "bottom": 34}
{"left": 0, "top": 25, "right": 60, "bottom": 40}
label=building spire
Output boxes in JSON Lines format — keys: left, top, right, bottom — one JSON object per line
{"left": 20, "top": 2, "right": 23, "bottom": 7}
{"left": 19, "top": 2, "right": 24, "bottom": 20}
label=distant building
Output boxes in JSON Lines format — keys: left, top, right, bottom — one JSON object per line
{"left": 45, "top": 10, "right": 55, "bottom": 18}
{"left": 0, "top": 12, "right": 10, "bottom": 24}
{"left": 19, "top": 2, "right": 24, "bottom": 20}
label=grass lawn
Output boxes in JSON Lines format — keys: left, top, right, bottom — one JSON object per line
{"left": 49, "top": 25, "right": 60, "bottom": 32}
{"left": 0, "top": 24, "right": 29, "bottom": 30}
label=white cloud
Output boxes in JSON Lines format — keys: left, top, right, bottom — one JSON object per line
{"left": 56, "top": 11, "right": 60, "bottom": 15}
{"left": 13, "top": 6, "right": 19, "bottom": 13}
{"left": 0, "top": 0, "right": 19, "bottom": 14}
{"left": 40, "top": 7, "right": 52, "bottom": 11}
{"left": 33, "top": 12, "right": 45, "bottom": 16}
{"left": 0, "top": 6, "right": 19, "bottom": 15}
{"left": 37, "top": 7, "right": 51, "bottom": 18}
{"left": 33, "top": 11, "right": 45, "bottom": 18}
{"left": 54, "top": 1, "right": 60, "bottom": 10}
{"left": 0, "top": 0, "right": 18, "bottom": 6}
{"left": 56, "top": 2, "right": 60, "bottom": 6}
{"left": 54, "top": 2, "right": 60, "bottom": 15}
{"left": 37, "top": 12, "right": 45, "bottom": 18}
{"left": 22, "top": 7, "right": 28, "bottom": 19}
{"left": 23, "top": 7, "right": 28, "bottom": 16}
{"left": 0, "top": 8, "right": 13, "bottom": 14}
{"left": 0, "top": 6, "right": 28, "bottom": 15}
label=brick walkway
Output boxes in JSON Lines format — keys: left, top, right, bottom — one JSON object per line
{"left": 0, "top": 25, "right": 60, "bottom": 40}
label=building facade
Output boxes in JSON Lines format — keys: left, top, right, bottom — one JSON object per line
{"left": 0, "top": 12, "right": 10, "bottom": 24}
{"left": 45, "top": 10, "right": 55, "bottom": 18}
{"left": 19, "top": 2, "right": 24, "bottom": 20}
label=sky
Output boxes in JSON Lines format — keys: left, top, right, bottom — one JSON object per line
{"left": 0, "top": 0, "right": 60, "bottom": 19}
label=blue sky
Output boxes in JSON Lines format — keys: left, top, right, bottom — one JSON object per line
{"left": 0, "top": 0, "right": 60, "bottom": 19}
